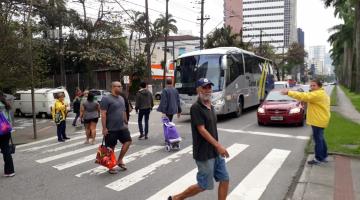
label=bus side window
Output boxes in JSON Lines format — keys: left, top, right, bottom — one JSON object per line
{"left": 234, "top": 54, "right": 244, "bottom": 75}
{"left": 226, "top": 57, "right": 239, "bottom": 85}
{"left": 243, "top": 54, "right": 253, "bottom": 73}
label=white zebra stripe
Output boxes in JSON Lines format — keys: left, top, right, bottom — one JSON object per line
{"left": 146, "top": 143, "right": 249, "bottom": 200}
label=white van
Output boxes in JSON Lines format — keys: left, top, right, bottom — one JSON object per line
{"left": 13, "top": 87, "right": 71, "bottom": 118}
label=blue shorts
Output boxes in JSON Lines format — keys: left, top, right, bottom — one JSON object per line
{"left": 195, "top": 156, "right": 230, "bottom": 190}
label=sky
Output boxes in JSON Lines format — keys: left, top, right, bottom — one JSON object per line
{"left": 68, "top": 0, "right": 343, "bottom": 53}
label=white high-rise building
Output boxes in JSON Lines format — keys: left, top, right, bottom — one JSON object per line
{"left": 308, "top": 45, "right": 327, "bottom": 75}
{"left": 241, "top": 0, "right": 297, "bottom": 51}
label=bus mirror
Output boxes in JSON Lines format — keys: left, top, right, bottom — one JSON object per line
{"left": 221, "top": 57, "right": 228, "bottom": 70}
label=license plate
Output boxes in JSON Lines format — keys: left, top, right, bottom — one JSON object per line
{"left": 271, "top": 116, "right": 283, "bottom": 121}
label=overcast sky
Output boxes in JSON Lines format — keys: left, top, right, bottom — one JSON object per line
{"left": 68, "top": 0, "right": 342, "bottom": 52}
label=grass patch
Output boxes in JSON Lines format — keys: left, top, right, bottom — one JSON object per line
{"left": 324, "top": 111, "right": 360, "bottom": 155}
{"left": 330, "top": 86, "right": 337, "bottom": 106}
{"left": 340, "top": 85, "right": 360, "bottom": 113}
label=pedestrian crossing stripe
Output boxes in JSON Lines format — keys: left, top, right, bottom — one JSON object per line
{"left": 36, "top": 132, "right": 140, "bottom": 163}
{"left": 75, "top": 146, "right": 164, "bottom": 177}
{"left": 146, "top": 143, "right": 249, "bottom": 200}
{"left": 227, "top": 149, "right": 290, "bottom": 200}
{"left": 42, "top": 136, "right": 103, "bottom": 154}
{"left": 105, "top": 146, "right": 193, "bottom": 192}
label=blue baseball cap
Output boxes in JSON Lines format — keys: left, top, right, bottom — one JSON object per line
{"left": 196, "top": 78, "right": 214, "bottom": 88}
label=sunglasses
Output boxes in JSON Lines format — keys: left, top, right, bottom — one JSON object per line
{"left": 201, "top": 84, "right": 212, "bottom": 89}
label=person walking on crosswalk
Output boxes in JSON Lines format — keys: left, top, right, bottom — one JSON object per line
{"left": 168, "top": 78, "right": 230, "bottom": 200}
{"left": 281, "top": 79, "right": 330, "bottom": 165}
{"left": 52, "top": 93, "right": 70, "bottom": 142}
{"left": 80, "top": 92, "right": 100, "bottom": 145}
{"left": 0, "top": 91, "right": 15, "bottom": 177}
{"left": 157, "top": 78, "right": 181, "bottom": 122}
{"left": 100, "top": 81, "right": 132, "bottom": 174}
{"left": 135, "top": 82, "right": 154, "bottom": 140}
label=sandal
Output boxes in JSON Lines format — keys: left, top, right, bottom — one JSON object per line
{"left": 118, "top": 163, "right": 127, "bottom": 170}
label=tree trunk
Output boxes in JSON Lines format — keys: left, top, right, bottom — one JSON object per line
{"left": 355, "top": 1, "right": 360, "bottom": 93}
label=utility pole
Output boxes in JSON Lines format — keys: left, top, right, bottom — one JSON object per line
{"left": 162, "top": 0, "right": 169, "bottom": 88}
{"left": 59, "top": 15, "right": 66, "bottom": 87}
{"left": 145, "top": 0, "right": 152, "bottom": 80}
{"left": 26, "top": 0, "right": 37, "bottom": 139}
{"left": 199, "top": 0, "right": 204, "bottom": 50}
{"left": 259, "top": 29, "right": 263, "bottom": 56}
{"left": 197, "top": 0, "right": 210, "bottom": 50}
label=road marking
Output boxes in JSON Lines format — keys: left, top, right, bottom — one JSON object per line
{"left": 75, "top": 145, "right": 163, "bottom": 177}
{"left": 218, "top": 128, "right": 310, "bottom": 140}
{"left": 13, "top": 126, "right": 26, "bottom": 129}
{"left": 41, "top": 136, "right": 103, "bottom": 153}
{"left": 105, "top": 146, "right": 193, "bottom": 191}
{"left": 146, "top": 143, "right": 249, "bottom": 200}
{"left": 227, "top": 149, "right": 290, "bottom": 200}
{"left": 17, "top": 136, "right": 59, "bottom": 149}
{"left": 20, "top": 135, "right": 88, "bottom": 152}
{"left": 36, "top": 132, "right": 139, "bottom": 164}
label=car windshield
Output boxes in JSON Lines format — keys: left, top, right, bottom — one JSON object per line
{"left": 274, "top": 83, "right": 286, "bottom": 89}
{"left": 175, "top": 54, "right": 224, "bottom": 94}
{"left": 266, "top": 91, "right": 296, "bottom": 101}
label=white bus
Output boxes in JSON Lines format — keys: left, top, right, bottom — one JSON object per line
{"left": 175, "top": 47, "right": 274, "bottom": 117}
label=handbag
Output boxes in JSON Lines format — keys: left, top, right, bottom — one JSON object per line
{"left": 0, "top": 111, "right": 12, "bottom": 135}
{"left": 95, "top": 138, "right": 117, "bottom": 169}
{"left": 54, "top": 112, "right": 63, "bottom": 124}
{"left": 9, "top": 135, "right": 15, "bottom": 154}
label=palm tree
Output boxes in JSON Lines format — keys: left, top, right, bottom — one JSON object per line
{"left": 154, "top": 14, "right": 178, "bottom": 36}
{"left": 324, "top": 0, "right": 360, "bottom": 92}
{"left": 205, "top": 26, "right": 240, "bottom": 48}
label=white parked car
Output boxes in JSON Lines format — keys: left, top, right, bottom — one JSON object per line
{"left": 89, "top": 89, "right": 111, "bottom": 102}
{"left": 13, "top": 87, "right": 71, "bottom": 118}
{"left": 274, "top": 81, "right": 290, "bottom": 89}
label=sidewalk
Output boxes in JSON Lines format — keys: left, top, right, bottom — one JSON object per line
{"left": 290, "top": 86, "right": 360, "bottom": 200}
{"left": 334, "top": 86, "right": 360, "bottom": 124}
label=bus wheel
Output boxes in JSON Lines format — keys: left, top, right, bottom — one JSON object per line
{"left": 234, "top": 100, "right": 243, "bottom": 118}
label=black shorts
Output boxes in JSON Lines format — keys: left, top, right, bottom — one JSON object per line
{"left": 83, "top": 118, "right": 98, "bottom": 124}
{"left": 105, "top": 128, "right": 132, "bottom": 147}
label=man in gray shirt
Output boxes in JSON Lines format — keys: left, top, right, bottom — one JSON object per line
{"left": 100, "top": 81, "right": 132, "bottom": 174}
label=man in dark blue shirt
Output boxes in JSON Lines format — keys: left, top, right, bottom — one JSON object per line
{"left": 168, "top": 78, "right": 230, "bottom": 200}
{"left": 157, "top": 78, "right": 182, "bottom": 121}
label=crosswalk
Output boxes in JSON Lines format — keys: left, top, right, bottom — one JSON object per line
{"left": 17, "top": 131, "right": 294, "bottom": 200}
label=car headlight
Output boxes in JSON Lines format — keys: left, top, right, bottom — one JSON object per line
{"left": 258, "top": 107, "right": 265, "bottom": 114}
{"left": 212, "top": 99, "right": 225, "bottom": 106}
{"left": 289, "top": 107, "right": 301, "bottom": 114}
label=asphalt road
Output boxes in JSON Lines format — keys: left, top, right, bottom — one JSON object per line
{"left": 1, "top": 86, "right": 333, "bottom": 200}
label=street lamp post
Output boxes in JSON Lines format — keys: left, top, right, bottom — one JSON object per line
{"left": 162, "top": 0, "right": 169, "bottom": 88}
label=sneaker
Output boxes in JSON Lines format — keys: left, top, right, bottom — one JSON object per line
{"left": 307, "top": 159, "right": 321, "bottom": 165}
{"left": 64, "top": 137, "right": 70, "bottom": 140}
{"left": 145, "top": 136, "right": 148, "bottom": 140}
{"left": 58, "top": 139, "right": 65, "bottom": 142}
{"left": 3, "top": 173, "right": 15, "bottom": 177}
{"left": 108, "top": 169, "right": 118, "bottom": 174}
{"left": 138, "top": 134, "right": 144, "bottom": 140}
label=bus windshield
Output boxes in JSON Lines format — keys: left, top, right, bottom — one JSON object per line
{"left": 175, "top": 54, "right": 224, "bottom": 94}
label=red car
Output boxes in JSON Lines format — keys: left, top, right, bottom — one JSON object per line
{"left": 257, "top": 89, "right": 305, "bottom": 126}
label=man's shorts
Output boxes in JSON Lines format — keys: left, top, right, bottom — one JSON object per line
{"left": 105, "top": 128, "right": 132, "bottom": 148}
{"left": 195, "top": 156, "right": 230, "bottom": 190}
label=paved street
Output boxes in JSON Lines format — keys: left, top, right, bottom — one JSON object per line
{"left": 0, "top": 87, "right": 333, "bottom": 200}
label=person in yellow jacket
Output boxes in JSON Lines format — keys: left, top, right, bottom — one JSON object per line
{"left": 281, "top": 79, "right": 330, "bottom": 165}
{"left": 52, "top": 93, "right": 70, "bottom": 142}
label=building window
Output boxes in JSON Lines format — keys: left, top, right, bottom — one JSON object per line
{"left": 243, "top": 0, "right": 284, "bottom": 4}
{"left": 178, "top": 47, "right": 186, "bottom": 56}
{"left": 243, "top": 6, "right": 284, "bottom": 11}
{"left": 243, "top": 13, "right": 284, "bottom": 18}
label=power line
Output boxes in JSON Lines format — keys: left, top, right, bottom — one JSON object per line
{"left": 113, "top": 0, "right": 198, "bottom": 24}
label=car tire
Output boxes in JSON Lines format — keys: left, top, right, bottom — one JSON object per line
{"left": 15, "top": 109, "right": 23, "bottom": 117}
{"left": 258, "top": 121, "right": 264, "bottom": 126}
{"left": 155, "top": 94, "right": 161, "bottom": 100}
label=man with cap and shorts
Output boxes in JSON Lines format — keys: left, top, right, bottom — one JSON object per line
{"left": 168, "top": 78, "right": 230, "bottom": 200}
